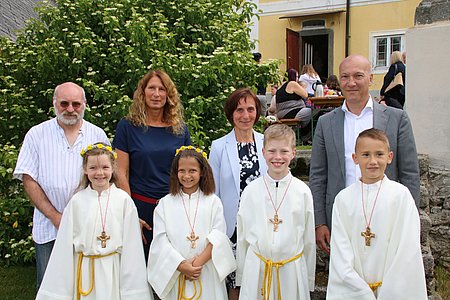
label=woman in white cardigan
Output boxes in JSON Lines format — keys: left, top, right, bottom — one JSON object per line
{"left": 209, "top": 88, "right": 267, "bottom": 300}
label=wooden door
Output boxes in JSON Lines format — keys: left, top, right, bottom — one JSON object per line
{"left": 286, "top": 28, "right": 299, "bottom": 72}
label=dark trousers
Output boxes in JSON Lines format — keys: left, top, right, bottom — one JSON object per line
{"left": 132, "top": 198, "right": 158, "bottom": 262}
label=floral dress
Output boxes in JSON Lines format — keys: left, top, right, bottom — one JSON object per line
{"left": 226, "top": 141, "right": 261, "bottom": 289}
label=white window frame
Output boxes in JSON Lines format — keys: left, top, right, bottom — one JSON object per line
{"left": 369, "top": 30, "right": 406, "bottom": 74}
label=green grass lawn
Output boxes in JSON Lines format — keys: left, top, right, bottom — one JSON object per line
{"left": 436, "top": 266, "right": 450, "bottom": 300}
{"left": 0, "top": 265, "right": 36, "bottom": 300}
{"left": 0, "top": 262, "right": 448, "bottom": 299}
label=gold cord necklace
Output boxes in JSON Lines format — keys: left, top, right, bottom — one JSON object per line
{"left": 263, "top": 175, "right": 293, "bottom": 232}
{"left": 181, "top": 191, "right": 200, "bottom": 248}
{"left": 361, "top": 179, "right": 383, "bottom": 246}
{"left": 97, "top": 187, "right": 111, "bottom": 248}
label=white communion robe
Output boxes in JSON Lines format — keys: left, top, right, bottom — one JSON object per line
{"left": 327, "top": 176, "right": 427, "bottom": 300}
{"left": 236, "top": 173, "right": 316, "bottom": 300}
{"left": 147, "top": 189, "right": 236, "bottom": 299}
{"left": 36, "top": 184, "right": 152, "bottom": 300}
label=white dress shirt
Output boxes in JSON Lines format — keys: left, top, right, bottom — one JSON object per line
{"left": 341, "top": 97, "right": 374, "bottom": 187}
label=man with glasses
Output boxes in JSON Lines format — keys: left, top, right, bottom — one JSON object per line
{"left": 14, "top": 82, "right": 109, "bottom": 291}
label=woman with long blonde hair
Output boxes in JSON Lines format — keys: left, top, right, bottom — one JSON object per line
{"left": 299, "top": 64, "right": 321, "bottom": 96}
{"left": 380, "top": 51, "right": 406, "bottom": 109}
{"left": 113, "top": 70, "right": 191, "bottom": 259}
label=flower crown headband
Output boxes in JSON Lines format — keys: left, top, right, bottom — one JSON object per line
{"left": 80, "top": 144, "right": 118, "bottom": 160}
{"left": 175, "top": 145, "right": 208, "bottom": 159}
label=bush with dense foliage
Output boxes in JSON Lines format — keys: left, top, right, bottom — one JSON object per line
{"left": 0, "top": 0, "right": 280, "bottom": 146}
{"left": 0, "top": 145, "right": 34, "bottom": 265}
{"left": 0, "top": 0, "right": 280, "bottom": 264}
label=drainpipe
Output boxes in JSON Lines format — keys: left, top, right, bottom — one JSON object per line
{"left": 345, "top": 0, "right": 350, "bottom": 57}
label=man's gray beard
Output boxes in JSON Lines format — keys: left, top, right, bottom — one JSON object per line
{"left": 54, "top": 106, "right": 84, "bottom": 126}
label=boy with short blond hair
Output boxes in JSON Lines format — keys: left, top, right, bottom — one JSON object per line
{"left": 327, "top": 128, "right": 427, "bottom": 299}
{"left": 236, "top": 124, "right": 316, "bottom": 300}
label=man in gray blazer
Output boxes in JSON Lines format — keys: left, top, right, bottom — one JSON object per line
{"left": 309, "top": 55, "right": 420, "bottom": 253}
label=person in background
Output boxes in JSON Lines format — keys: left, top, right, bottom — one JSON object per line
{"left": 298, "top": 80, "right": 308, "bottom": 90}
{"left": 13, "top": 82, "right": 109, "bottom": 291}
{"left": 299, "top": 64, "right": 321, "bottom": 97}
{"left": 209, "top": 88, "right": 267, "bottom": 300}
{"left": 324, "top": 74, "right": 341, "bottom": 96}
{"left": 276, "top": 69, "right": 312, "bottom": 144}
{"left": 267, "top": 84, "right": 278, "bottom": 117}
{"left": 253, "top": 52, "right": 268, "bottom": 117}
{"left": 379, "top": 51, "right": 406, "bottom": 109}
{"left": 298, "top": 81, "right": 313, "bottom": 107}
{"left": 113, "top": 70, "right": 191, "bottom": 260}
{"left": 309, "top": 54, "right": 420, "bottom": 255}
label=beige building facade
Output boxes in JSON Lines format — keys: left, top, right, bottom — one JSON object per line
{"left": 251, "top": 0, "right": 421, "bottom": 92}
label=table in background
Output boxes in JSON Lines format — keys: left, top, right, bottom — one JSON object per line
{"left": 308, "top": 96, "right": 345, "bottom": 108}
{"left": 309, "top": 96, "right": 345, "bottom": 138}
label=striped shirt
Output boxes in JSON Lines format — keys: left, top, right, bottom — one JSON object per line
{"left": 13, "top": 118, "right": 109, "bottom": 244}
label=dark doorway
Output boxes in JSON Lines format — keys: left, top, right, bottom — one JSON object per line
{"left": 286, "top": 28, "right": 334, "bottom": 81}
{"left": 300, "top": 34, "right": 329, "bottom": 82}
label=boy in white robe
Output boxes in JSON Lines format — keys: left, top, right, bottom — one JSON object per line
{"left": 36, "top": 143, "right": 151, "bottom": 300}
{"left": 236, "top": 124, "right": 316, "bottom": 300}
{"left": 327, "top": 128, "right": 427, "bottom": 299}
{"left": 147, "top": 146, "right": 236, "bottom": 299}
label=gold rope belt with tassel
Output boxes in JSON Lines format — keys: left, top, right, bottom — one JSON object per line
{"left": 369, "top": 281, "right": 382, "bottom": 292}
{"left": 254, "top": 251, "right": 304, "bottom": 300}
{"left": 177, "top": 274, "right": 202, "bottom": 300}
{"left": 76, "top": 251, "right": 117, "bottom": 300}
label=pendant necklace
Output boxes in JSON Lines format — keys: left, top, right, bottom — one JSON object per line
{"left": 181, "top": 191, "right": 200, "bottom": 248}
{"left": 360, "top": 179, "right": 383, "bottom": 246}
{"left": 97, "top": 187, "right": 111, "bottom": 248}
{"left": 263, "top": 175, "right": 293, "bottom": 232}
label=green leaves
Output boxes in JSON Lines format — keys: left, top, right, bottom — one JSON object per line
{"left": 0, "top": 0, "right": 282, "bottom": 266}
{"left": 1, "top": 0, "right": 280, "bottom": 147}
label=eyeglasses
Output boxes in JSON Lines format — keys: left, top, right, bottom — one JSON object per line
{"left": 58, "top": 101, "right": 83, "bottom": 109}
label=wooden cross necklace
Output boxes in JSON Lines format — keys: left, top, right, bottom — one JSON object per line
{"left": 263, "top": 175, "right": 292, "bottom": 232}
{"left": 97, "top": 187, "right": 111, "bottom": 248}
{"left": 181, "top": 191, "right": 200, "bottom": 248}
{"left": 360, "top": 179, "right": 383, "bottom": 246}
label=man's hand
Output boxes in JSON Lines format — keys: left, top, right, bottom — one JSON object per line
{"left": 177, "top": 257, "right": 202, "bottom": 280}
{"left": 49, "top": 211, "right": 62, "bottom": 229}
{"left": 139, "top": 218, "right": 152, "bottom": 245}
{"left": 315, "top": 225, "right": 331, "bottom": 254}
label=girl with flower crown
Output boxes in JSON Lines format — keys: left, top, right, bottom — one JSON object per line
{"left": 148, "top": 146, "right": 236, "bottom": 300}
{"left": 36, "top": 143, "right": 151, "bottom": 300}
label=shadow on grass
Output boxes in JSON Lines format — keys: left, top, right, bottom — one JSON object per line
{"left": 0, "top": 265, "right": 36, "bottom": 300}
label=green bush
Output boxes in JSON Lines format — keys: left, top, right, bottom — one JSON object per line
{"left": 0, "top": 0, "right": 281, "bottom": 147}
{"left": 0, "top": 0, "right": 281, "bottom": 265}
{"left": 0, "top": 144, "right": 22, "bottom": 196}
{"left": 0, "top": 195, "right": 34, "bottom": 266}
{"left": 0, "top": 145, "right": 33, "bottom": 266}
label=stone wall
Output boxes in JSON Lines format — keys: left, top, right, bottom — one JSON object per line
{"left": 420, "top": 154, "right": 450, "bottom": 271}
{"left": 292, "top": 150, "right": 448, "bottom": 299}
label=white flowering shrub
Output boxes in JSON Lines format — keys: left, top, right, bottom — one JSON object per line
{"left": 0, "top": 0, "right": 280, "bottom": 265}
{"left": 0, "top": 0, "right": 280, "bottom": 147}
